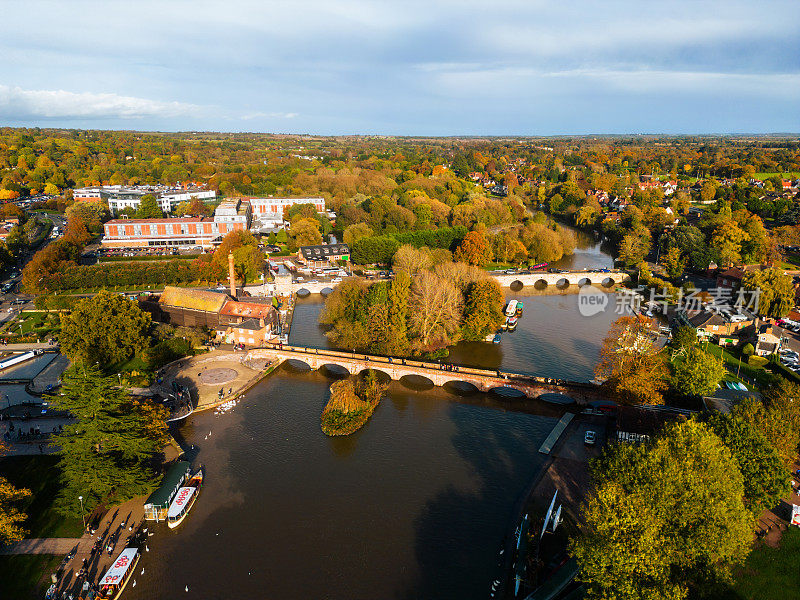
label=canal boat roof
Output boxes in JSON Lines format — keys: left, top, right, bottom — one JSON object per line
{"left": 168, "top": 486, "right": 198, "bottom": 519}
{"left": 99, "top": 548, "right": 138, "bottom": 586}
{"left": 144, "top": 460, "right": 191, "bottom": 510}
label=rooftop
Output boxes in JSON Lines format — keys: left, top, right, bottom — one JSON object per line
{"left": 106, "top": 217, "right": 210, "bottom": 225}
{"left": 159, "top": 286, "right": 230, "bottom": 313}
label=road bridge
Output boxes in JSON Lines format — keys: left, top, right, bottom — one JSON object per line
{"left": 245, "top": 345, "right": 606, "bottom": 405}
{"left": 249, "top": 270, "right": 630, "bottom": 298}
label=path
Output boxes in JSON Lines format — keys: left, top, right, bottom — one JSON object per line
{"left": 0, "top": 537, "right": 85, "bottom": 555}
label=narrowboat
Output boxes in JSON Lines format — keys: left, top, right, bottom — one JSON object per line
{"left": 507, "top": 316, "right": 518, "bottom": 331}
{"left": 492, "top": 333, "right": 501, "bottom": 344}
{"left": 167, "top": 467, "right": 204, "bottom": 529}
{"left": 515, "top": 302, "right": 523, "bottom": 316}
{"left": 98, "top": 547, "right": 140, "bottom": 600}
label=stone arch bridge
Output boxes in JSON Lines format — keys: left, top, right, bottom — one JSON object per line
{"left": 245, "top": 345, "right": 606, "bottom": 405}
{"left": 492, "top": 269, "right": 630, "bottom": 291}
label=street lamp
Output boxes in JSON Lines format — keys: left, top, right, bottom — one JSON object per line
{"left": 78, "top": 495, "right": 86, "bottom": 530}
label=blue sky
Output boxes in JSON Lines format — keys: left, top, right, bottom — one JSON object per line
{"left": 0, "top": 0, "right": 798, "bottom": 135}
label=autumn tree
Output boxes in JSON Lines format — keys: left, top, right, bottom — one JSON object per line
{"left": 0, "top": 440, "right": 31, "bottom": 546}
{"left": 659, "top": 245, "right": 686, "bottom": 279}
{"left": 343, "top": 222, "right": 374, "bottom": 247}
{"left": 59, "top": 290, "right": 151, "bottom": 366}
{"left": 289, "top": 218, "right": 323, "bottom": 249}
{"left": 595, "top": 316, "right": 669, "bottom": 405}
{"left": 454, "top": 230, "right": 492, "bottom": 266}
{"left": 408, "top": 269, "right": 463, "bottom": 349}
{"left": 571, "top": 421, "right": 752, "bottom": 600}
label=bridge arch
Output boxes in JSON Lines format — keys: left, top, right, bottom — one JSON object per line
{"left": 601, "top": 277, "right": 614, "bottom": 288}
{"left": 510, "top": 280, "right": 524, "bottom": 291}
{"left": 283, "top": 358, "right": 312, "bottom": 371}
{"left": 534, "top": 278, "right": 548, "bottom": 290}
{"left": 443, "top": 380, "right": 482, "bottom": 395}
{"left": 296, "top": 288, "right": 311, "bottom": 297}
{"left": 578, "top": 277, "right": 592, "bottom": 287}
{"left": 556, "top": 278, "right": 569, "bottom": 289}
{"left": 355, "top": 366, "right": 393, "bottom": 382}
{"left": 318, "top": 363, "right": 351, "bottom": 377}
{"left": 399, "top": 373, "right": 434, "bottom": 390}
{"left": 320, "top": 287, "right": 334, "bottom": 296}
{"left": 488, "top": 385, "right": 529, "bottom": 400}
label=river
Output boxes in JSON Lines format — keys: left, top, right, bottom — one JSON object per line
{"left": 127, "top": 228, "right": 615, "bottom": 600}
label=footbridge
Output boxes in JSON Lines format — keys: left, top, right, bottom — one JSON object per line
{"left": 245, "top": 345, "right": 606, "bottom": 405}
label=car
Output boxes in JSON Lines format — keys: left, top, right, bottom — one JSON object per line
{"left": 584, "top": 430, "right": 597, "bottom": 445}
{"left": 332, "top": 277, "right": 342, "bottom": 283}
{"left": 11, "top": 299, "right": 26, "bottom": 305}
{"left": 730, "top": 314, "right": 747, "bottom": 323}
{"left": 296, "top": 277, "right": 305, "bottom": 282}
{"left": 504, "top": 269, "right": 516, "bottom": 274}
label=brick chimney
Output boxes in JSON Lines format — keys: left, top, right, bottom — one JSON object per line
{"left": 228, "top": 252, "right": 236, "bottom": 298}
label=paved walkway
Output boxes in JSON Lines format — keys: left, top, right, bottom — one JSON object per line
{"left": 0, "top": 537, "right": 85, "bottom": 555}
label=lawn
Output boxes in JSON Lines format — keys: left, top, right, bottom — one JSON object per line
{"left": 729, "top": 527, "right": 800, "bottom": 600}
{"left": 753, "top": 171, "right": 800, "bottom": 181}
{"left": 0, "top": 554, "right": 62, "bottom": 600}
{"left": 0, "top": 455, "right": 83, "bottom": 538}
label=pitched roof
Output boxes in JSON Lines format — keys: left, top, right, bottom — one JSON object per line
{"left": 235, "top": 318, "right": 266, "bottom": 331}
{"left": 299, "top": 243, "right": 350, "bottom": 259}
{"left": 159, "top": 286, "right": 230, "bottom": 313}
{"left": 689, "top": 311, "right": 726, "bottom": 329}
{"left": 219, "top": 299, "right": 277, "bottom": 318}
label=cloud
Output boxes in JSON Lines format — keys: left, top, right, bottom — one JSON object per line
{"left": 241, "top": 111, "right": 299, "bottom": 120}
{"left": 0, "top": 85, "right": 202, "bottom": 120}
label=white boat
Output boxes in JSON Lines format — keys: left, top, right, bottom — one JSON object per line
{"left": 98, "top": 547, "right": 140, "bottom": 599}
{"left": 505, "top": 300, "right": 518, "bottom": 317}
{"left": 167, "top": 467, "right": 203, "bottom": 529}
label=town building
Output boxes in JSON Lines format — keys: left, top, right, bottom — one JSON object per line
{"left": 754, "top": 323, "right": 781, "bottom": 356}
{"left": 248, "top": 197, "right": 325, "bottom": 231}
{"left": 101, "top": 198, "right": 251, "bottom": 249}
{"left": 147, "top": 286, "right": 279, "bottom": 346}
{"left": 72, "top": 185, "right": 216, "bottom": 214}
{"left": 297, "top": 243, "right": 350, "bottom": 268}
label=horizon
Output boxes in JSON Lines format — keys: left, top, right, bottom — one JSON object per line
{"left": 1, "top": 0, "right": 798, "bottom": 135}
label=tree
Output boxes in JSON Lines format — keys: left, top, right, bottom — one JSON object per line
{"left": 392, "top": 244, "right": 432, "bottom": 277}
{"left": 672, "top": 346, "right": 725, "bottom": 396}
{"left": 617, "top": 233, "right": 650, "bottom": 266}
{"left": 50, "top": 364, "right": 168, "bottom": 516}
{"left": 59, "top": 290, "right": 151, "bottom": 366}
{"left": 43, "top": 182, "right": 59, "bottom": 195}
{"left": 289, "top": 218, "right": 323, "bottom": 248}
{"left": 461, "top": 279, "right": 505, "bottom": 341}
{"left": 671, "top": 326, "right": 697, "bottom": 354}
{"left": 343, "top": 223, "right": 374, "bottom": 247}
{"left": 408, "top": 270, "right": 463, "bottom": 349}
{"left": 710, "top": 221, "right": 749, "bottom": 267}
{"left": 707, "top": 399, "right": 789, "bottom": 514}
{"left": 756, "top": 379, "right": 800, "bottom": 465}
{"left": 659, "top": 245, "right": 686, "bottom": 279}
{"left": 136, "top": 194, "right": 163, "bottom": 219}
{"left": 454, "top": 231, "right": 491, "bottom": 266}
{"left": 741, "top": 343, "right": 754, "bottom": 357}
{"left": 0, "top": 440, "right": 31, "bottom": 546}
{"left": 595, "top": 316, "right": 669, "bottom": 405}
{"left": 232, "top": 244, "right": 265, "bottom": 285}
{"left": 213, "top": 230, "right": 258, "bottom": 268}
{"left": 740, "top": 268, "right": 794, "bottom": 318}
{"left": 571, "top": 420, "right": 752, "bottom": 600}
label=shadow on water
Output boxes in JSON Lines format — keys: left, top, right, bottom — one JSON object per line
{"left": 403, "top": 400, "right": 550, "bottom": 599}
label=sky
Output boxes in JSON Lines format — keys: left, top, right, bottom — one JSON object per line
{"left": 0, "top": 0, "right": 798, "bottom": 135}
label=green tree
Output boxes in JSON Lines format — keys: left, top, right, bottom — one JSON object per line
{"left": 740, "top": 268, "right": 794, "bottom": 318}
{"left": 343, "top": 222, "right": 374, "bottom": 247}
{"left": 756, "top": 379, "right": 800, "bottom": 465}
{"left": 617, "top": 233, "right": 650, "bottom": 266}
{"left": 571, "top": 420, "right": 752, "bottom": 600}
{"left": 673, "top": 346, "right": 725, "bottom": 396}
{"left": 50, "top": 364, "right": 168, "bottom": 516}
{"left": 707, "top": 400, "right": 789, "bottom": 514}
{"left": 461, "top": 279, "right": 505, "bottom": 341}
{"left": 386, "top": 271, "right": 411, "bottom": 354}
{"left": 136, "top": 194, "right": 163, "bottom": 218}
{"left": 232, "top": 244, "right": 265, "bottom": 285}
{"left": 710, "top": 221, "right": 749, "bottom": 267}
{"left": 59, "top": 290, "right": 151, "bottom": 365}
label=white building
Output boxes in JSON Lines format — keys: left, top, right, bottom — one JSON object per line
{"left": 72, "top": 185, "right": 216, "bottom": 214}
{"left": 248, "top": 197, "right": 325, "bottom": 231}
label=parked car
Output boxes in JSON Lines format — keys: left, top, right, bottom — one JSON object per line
{"left": 584, "top": 430, "right": 597, "bottom": 445}
{"left": 730, "top": 314, "right": 747, "bottom": 323}
{"left": 332, "top": 277, "right": 342, "bottom": 283}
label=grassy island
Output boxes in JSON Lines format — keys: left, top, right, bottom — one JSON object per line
{"left": 321, "top": 374, "right": 388, "bottom": 436}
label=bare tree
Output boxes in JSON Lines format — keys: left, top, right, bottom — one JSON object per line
{"left": 408, "top": 270, "right": 463, "bottom": 349}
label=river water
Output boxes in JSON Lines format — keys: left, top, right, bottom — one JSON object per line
{"left": 127, "top": 228, "right": 615, "bottom": 600}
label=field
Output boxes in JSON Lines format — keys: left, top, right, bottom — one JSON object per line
{"left": 752, "top": 171, "right": 799, "bottom": 181}
{"left": 729, "top": 527, "right": 800, "bottom": 600}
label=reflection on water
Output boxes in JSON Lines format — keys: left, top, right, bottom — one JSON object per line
{"left": 127, "top": 371, "right": 556, "bottom": 600}
{"left": 0, "top": 353, "right": 55, "bottom": 380}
